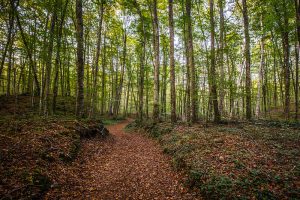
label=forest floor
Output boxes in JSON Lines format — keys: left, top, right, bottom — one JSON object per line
{"left": 127, "top": 119, "right": 300, "bottom": 199}
{"left": 1, "top": 95, "right": 299, "bottom": 199}
{"left": 0, "top": 95, "right": 198, "bottom": 199}
{"left": 46, "top": 120, "right": 199, "bottom": 199}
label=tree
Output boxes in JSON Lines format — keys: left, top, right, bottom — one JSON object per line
{"left": 169, "top": 0, "right": 176, "bottom": 123}
{"left": 209, "top": 0, "right": 220, "bottom": 122}
{"left": 218, "top": 0, "right": 225, "bottom": 115}
{"left": 241, "top": 0, "right": 252, "bottom": 120}
{"left": 186, "top": 0, "right": 196, "bottom": 122}
{"left": 75, "top": 0, "right": 84, "bottom": 118}
{"left": 152, "top": 0, "right": 160, "bottom": 121}
{"left": 295, "top": 0, "right": 299, "bottom": 120}
{"left": 90, "top": 0, "right": 104, "bottom": 117}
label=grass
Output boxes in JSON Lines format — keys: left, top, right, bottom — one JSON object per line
{"left": 126, "top": 119, "right": 300, "bottom": 199}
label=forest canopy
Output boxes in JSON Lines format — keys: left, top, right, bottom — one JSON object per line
{"left": 0, "top": 0, "right": 299, "bottom": 122}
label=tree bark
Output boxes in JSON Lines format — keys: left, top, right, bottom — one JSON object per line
{"left": 242, "top": 0, "right": 252, "bottom": 120}
{"left": 152, "top": 0, "right": 160, "bottom": 121}
{"left": 169, "top": 0, "right": 176, "bottom": 122}
{"left": 295, "top": 0, "right": 299, "bottom": 120}
{"left": 75, "top": 0, "right": 85, "bottom": 118}
{"left": 90, "top": 0, "right": 104, "bottom": 117}
{"left": 209, "top": 0, "right": 221, "bottom": 122}
{"left": 0, "top": 2, "right": 15, "bottom": 79}
{"left": 186, "top": 0, "right": 197, "bottom": 122}
{"left": 218, "top": 0, "right": 225, "bottom": 116}
{"left": 255, "top": 17, "right": 265, "bottom": 117}
{"left": 14, "top": 0, "right": 40, "bottom": 95}
{"left": 53, "top": 0, "right": 69, "bottom": 113}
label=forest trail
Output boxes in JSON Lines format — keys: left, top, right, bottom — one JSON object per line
{"left": 47, "top": 120, "right": 199, "bottom": 199}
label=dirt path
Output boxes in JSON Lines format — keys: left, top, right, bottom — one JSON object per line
{"left": 46, "top": 120, "right": 198, "bottom": 199}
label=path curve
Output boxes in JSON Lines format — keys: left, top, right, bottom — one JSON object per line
{"left": 46, "top": 120, "right": 199, "bottom": 199}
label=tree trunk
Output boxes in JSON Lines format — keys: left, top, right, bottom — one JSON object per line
{"left": 114, "top": 23, "right": 127, "bottom": 118}
{"left": 53, "top": 0, "right": 69, "bottom": 113}
{"left": 152, "top": 0, "right": 160, "bottom": 121}
{"left": 169, "top": 0, "right": 176, "bottom": 122}
{"left": 218, "top": 0, "right": 225, "bottom": 116}
{"left": 43, "top": 0, "right": 57, "bottom": 115}
{"left": 15, "top": 1, "right": 40, "bottom": 94}
{"left": 75, "top": 0, "right": 85, "bottom": 118}
{"left": 283, "top": 2, "right": 290, "bottom": 119}
{"left": 295, "top": 0, "right": 299, "bottom": 120}
{"left": 186, "top": 0, "right": 197, "bottom": 122}
{"left": 0, "top": 2, "right": 15, "bottom": 79}
{"left": 101, "top": 31, "right": 107, "bottom": 115}
{"left": 255, "top": 17, "right": 265, "bottom": 117}
{"left": 90, "top": 0, "right": 104, "bottom": 117}
{"left": 242, "top": 0, "right": 252, "bottom": 120}
{"left": 209, "top": 0, "right": 220, "bottom": 122}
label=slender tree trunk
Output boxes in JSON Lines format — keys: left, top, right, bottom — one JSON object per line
{"left": 169, "top": 0, "right": 176, "bottom": 122}
{"left": 295, "top": 0, "right": 299, "bottom": 120}
{"left": 209, "top": 0, "right": 220, "bottom": 122}
{"left": 242, "top": 0, "right": 252, "bottom": 120}
{"left": 218, "top": 0, "right": 225, "bottom": 116}
{"left": 53, "top": 0, "right": 69, "bottom": 113}
{"left": 6, "top": 29, "right": 15, "bottom": 96}
{"left": 161, "top": 43, "right": 167, "bottom": 119}
{"left": 273, "top": 48, "right": 278, "bottom": 107}
{"left": 283, "top": 2, "right": 290, "bottom": 119}
{"left": 114, "top": 24, "right": 127, "bottom": 118}
{"left": 15, "top": 1, "right": 40, "bottom": 94}
{"left": 186, "top": 0, "right": 197, "bottom": 122}
{"left": 75, "top": 0, "right": 84, "bottom": 118}
{"left": 0, "top": 2, "right": 14, "bottom": 79}
{"left": 152, "top": 0, "right": 160, "bottom": 121}
{"left": 90, "top": 0, "right": 104, "bottom": 117}
{"left": 43, "top": 1, "right": 57, "bottom": 115}
{"left": 256, "top": 17, "right": 265, "bottom": 117}
{"left": 101, "top": 32, "right": 107, "bottom": 115}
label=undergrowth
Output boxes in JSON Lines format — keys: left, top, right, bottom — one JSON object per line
{"left": 126, "top": 119, "right": 300, "bottom": 199}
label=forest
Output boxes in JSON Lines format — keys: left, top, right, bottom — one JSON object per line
{"left": 0, "top": 0, "right": 299, "bottom": 199}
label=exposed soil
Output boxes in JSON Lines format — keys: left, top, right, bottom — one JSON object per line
{"left": 45, "top": 120, "right": 199, "bottom": 199}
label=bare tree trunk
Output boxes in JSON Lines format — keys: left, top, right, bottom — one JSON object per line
{"left": 209, "top": 0, "right": 220, "bottom": 122}
{"left": 0, "top": 2, "right": 14, "bottom": 79}
{"left": 114, "top": 22, "right": 127, "bottom": 118}
{"left": 75, "top": 0, "right": 84, "bottom": 118}
{"left": 242, "top": 0, "right": 252, "bottom": 120}
{"left": 218, "top": 0, "right": 225, "bottom": 116}
{"left": 53, "top": 0, "right": 69, "bottom": 113}
{"left": 14, "top": 0, "right": 40, "bottom": 94}
{"left": 295, "top": 0, "right": 299, "bottom": 120}
{"left": 101, "top": 32, "right": 107, "bottom": 115}
{"left": 151, "top": 0, "right": 160, "bottom": 121}
{"left": 6, "top": 29, "right": 15, "bottom": 96}
{"left": 161, "top": 43, "right": 167, "bottom": 119}
{"left": 256, "top": 16, "right": 265, "bottom": 117}
{"left": 283, "top": 2, "right": 290, "bottom": 119}
{"left": 43, "top": 0, "right": 57, "bottom": 115}
{"left": 90, "top": 0, "right": 104, "bottom": 117}
{"left": 169, "top": 0, "right": 176, "bottom": 122}
{"left": 186, "top": 0, "right": 197, "bottom": 122}
{"left": 181, "top": 0, "right": 190, "bottom": 122}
